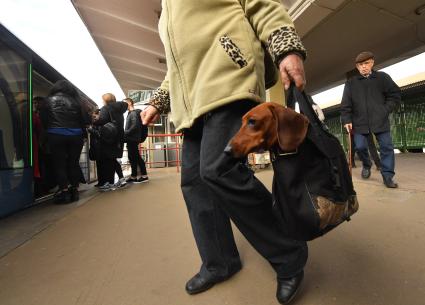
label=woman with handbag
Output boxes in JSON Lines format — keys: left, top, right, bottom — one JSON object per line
{"left": 93, "top": 93, "right": 127, "bottom": 191}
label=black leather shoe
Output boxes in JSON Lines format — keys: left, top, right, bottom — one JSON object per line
{"left": 361, "top": 167, "right": 371, "bottom": 179}
{"left": 276, "top": 271, "right": 304, "bottom": 305}
{"left": 185, "top": 266, "right": 241, "bottom": 295}
{"left": 54, "top": 190, "right": 72, "bottom": 204}
{"left": 185, "top": 273, "right": 217, "bottom": 295}
{"left": 69, "top": 187, "right": 79, "bottom": 202}
{"left": 383, "top": 177, "right": 398, "bottom": 188}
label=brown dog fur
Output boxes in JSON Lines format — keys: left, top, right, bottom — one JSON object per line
{"left": 229, "top": 102, "right": 309, "bottom": 158}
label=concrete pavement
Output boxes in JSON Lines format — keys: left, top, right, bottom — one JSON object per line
{"left": 0, "top": 154, "right": 424, "bottom": 305}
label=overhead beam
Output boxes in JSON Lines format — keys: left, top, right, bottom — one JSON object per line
{"left": 92, "top": 33, "right": 165, "bottom": 57}
{"left": 112, "top": 68, "right": 164, "bottom": 83}
{"left": 74, "top": 3, "right": 158, "bottom": 33}
{"left": 104, "top": 53, "right": 167, "bottom": 73}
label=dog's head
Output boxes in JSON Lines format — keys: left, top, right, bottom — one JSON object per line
{"left": 225, "top": 102, "right": 309, "bottom": 158}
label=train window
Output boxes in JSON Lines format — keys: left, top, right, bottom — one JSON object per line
{"left": 0, "top": 40, "right": 29, "bottom": 169}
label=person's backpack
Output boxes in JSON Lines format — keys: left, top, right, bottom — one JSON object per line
{"left": 271, "top": 85, "right": 359, "bottom": 241}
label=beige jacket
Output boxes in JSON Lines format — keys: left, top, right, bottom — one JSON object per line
{"left": 150, "top": 0, "right": 306, "bottom": 132}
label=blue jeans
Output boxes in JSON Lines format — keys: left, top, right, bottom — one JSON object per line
{"left": 354, "top": 131, "right": 395, "bottom": 179}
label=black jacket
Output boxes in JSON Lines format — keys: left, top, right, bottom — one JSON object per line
{"left": 125, "top": 109, "right": 142, "bottom": 143}
{"left": 94, "top": 102, "right": 128, "bottom": 158}
{"left": 43, "top": 93, "right": 90, "bottom": 129}
{"left": 340, "top": 71, "right": 401, "bottom": 134}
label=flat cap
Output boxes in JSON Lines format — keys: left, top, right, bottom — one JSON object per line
{"left": 355, "top": 51, "right": 375, "bottom": 63}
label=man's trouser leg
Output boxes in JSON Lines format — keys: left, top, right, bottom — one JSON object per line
{"left": 181, "top": 123, "right": 241, "bottom": 279}
{"left": 354, "top": 133, "right": 373, "bottom": 169}
{"left": 374, "top": 131, "right": 395, "bottom": 179}
{"left": 127, "top": 142, "right": 139, "bottom": 177}
{"left": 366, "top": 134, "right": 381, "bottom": 168}
{"left": 182, "top": 101, "right": 308, "bottom": 279}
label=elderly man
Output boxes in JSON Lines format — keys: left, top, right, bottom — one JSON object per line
{"left": 142, "top": 1, "right": 308, "bottom": 304}
{"left": 341, "top": 51, "right": 401, "bottom": 188}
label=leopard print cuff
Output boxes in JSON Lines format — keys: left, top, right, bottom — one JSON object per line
{"left": 267, "top": 26, "right": 307, "bottom": 66}
{"left": 149, "top": 88, "right": 171, "bottom": 114}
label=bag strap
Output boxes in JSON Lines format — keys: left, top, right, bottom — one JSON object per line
{"left": 285, "top": 84, "right": 339, "bottom": 158}
{"left": 286, "top": 84, "right": 321, "bottom": 125}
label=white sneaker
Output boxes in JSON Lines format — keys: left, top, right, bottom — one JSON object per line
{"left": 115, "top": 178, "right": 127, "bottom": 188}
{"left": 99, "top": 182, "right": 115, "bottom": 192}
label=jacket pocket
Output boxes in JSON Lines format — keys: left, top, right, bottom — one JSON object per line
{"left": 219, "top": 35, "right": 248, "bottom": 68}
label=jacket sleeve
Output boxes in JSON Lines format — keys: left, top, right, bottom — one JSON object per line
{"left": 149, "top": 72, "right": 171, "bottom": 114}
{"left": 238, "top": 0, "right": 307, "bottom": 65}
{"left": 340, "top": 81, "right": 353, "bottom": 125}
{"left": 382, "top": 73, "right": 401, "bottom": 114}
{"left": 119, "top": 101, "right": 129, "bottom": 113}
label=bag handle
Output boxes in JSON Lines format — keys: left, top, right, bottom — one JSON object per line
{"left": 286, "top": 84, "right": 317, "bottom": 122}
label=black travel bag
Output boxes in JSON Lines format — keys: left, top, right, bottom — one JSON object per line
{"left": 271, "top": 85, "right": 359, "bottom": 241}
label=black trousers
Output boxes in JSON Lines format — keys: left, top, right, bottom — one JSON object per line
{"left": 127, "top": 141, "right": 147, "bottom": 177}
{"left": 181, "top": 101, "right": 308, "bottom": 280}
{"left": 48, "top": 134, "right": 84, "bottom": 189}
{"left": 97, "top": 157, "right": 115, "bottom": 184}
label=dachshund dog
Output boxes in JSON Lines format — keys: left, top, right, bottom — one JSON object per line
{"left": 225, "top": 102, "right": 359, "bottom": 240}
{"left": 224, "top": 102, "right": 309, "bottom": 158}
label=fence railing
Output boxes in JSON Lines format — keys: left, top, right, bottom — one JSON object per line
{"left": 139, "top": 133, "right": 182, "bottom": 172}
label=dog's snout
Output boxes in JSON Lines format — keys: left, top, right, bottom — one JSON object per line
{"left": 224, "top": 143, "right": 233, "bottom": 155}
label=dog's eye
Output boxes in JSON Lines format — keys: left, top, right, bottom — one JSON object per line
{"left": 247, "top": 119, "right": 256, "bottom": 127}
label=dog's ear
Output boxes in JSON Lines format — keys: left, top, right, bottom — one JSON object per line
{"left": 268, "top": 103, "right": 309, "bottom": 152}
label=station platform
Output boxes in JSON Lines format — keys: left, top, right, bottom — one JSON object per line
{"left": 0, "top": 153, "right": 424, "bottom": 305}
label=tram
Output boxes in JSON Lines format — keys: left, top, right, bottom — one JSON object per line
{"left": 0, "top": 24, "right": 97, "bottom": 217}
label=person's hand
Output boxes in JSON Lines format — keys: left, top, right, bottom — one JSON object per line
{"left": 141, "top": 105, "right": 160, "bottom": 125}
{"left": 279, "top": 53, "right": 306, "bottom": 91}
{"left": 344, "top": 123, "right": 352, "bottom": 133}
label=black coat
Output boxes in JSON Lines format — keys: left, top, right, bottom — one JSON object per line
{"left": 94, "top": 102, "right": 128, "bottom": 158}
{"left": 124, "top": 109, "right": 142, "bottom": 143}
{"left": 340, "top": 71, "right": 401, "bottom": 134}
{"left": 42, "top": 93, "right": 90, "bottom": 129}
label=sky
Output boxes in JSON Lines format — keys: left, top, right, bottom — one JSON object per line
{"left": 1, "top": 0, "right": 424, "bottom": 107}
{"left": 0, "top": 0, "right": 125, "bottom": 105}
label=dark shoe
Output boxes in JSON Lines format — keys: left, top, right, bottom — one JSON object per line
{"left": 361, "top": 167, "right": 371, "bottom": 179}
{"left": 137, "top": 176, "right": 149, "bottom": 183}
{"left": 69, "top": 187, "right": 79, "bottom": 202}
{"left": 125, "top": 177, "right": 138, "bottom": 183}
{"left": 276, "top": 271, "right": 304, "bottom": 305}
{"left": 185, "top": 266, "right": 241, "bottom": 295}
{"left": 185, "top": 273, "right": 217, "bottom": 295}
{"left": 383, "top": 177, "right": 398, "bottom": 188}
{"left": 54, "top": 190, "right": 71, "bottom": 204}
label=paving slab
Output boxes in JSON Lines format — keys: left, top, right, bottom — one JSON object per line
{"left": 0, "top": 155, "right": 424, "bottom": 305}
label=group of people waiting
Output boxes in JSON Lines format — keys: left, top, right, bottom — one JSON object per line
{"left": 88, "top": 93, "right": 149, "bottom": 192}
{"left": 34, "top": 80, "right": 149, "bottom": 204}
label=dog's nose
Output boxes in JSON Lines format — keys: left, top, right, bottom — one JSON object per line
{"left": 224, "top": 143, "right": 233, "bottom": 155}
